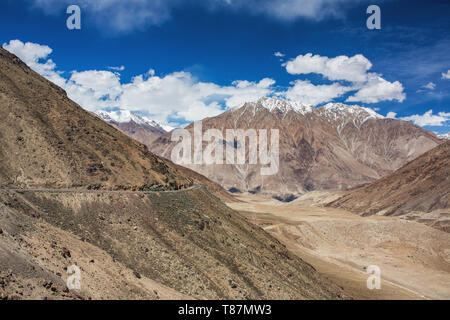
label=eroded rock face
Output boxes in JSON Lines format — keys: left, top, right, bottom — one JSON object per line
{"left": 151, "top": 97, "right": 441, "bottom": 195}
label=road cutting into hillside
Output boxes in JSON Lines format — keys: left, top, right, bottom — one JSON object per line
{"left": 227, "top": 194, "right": 450, "bottom": 300}
{"left": 0, "top": 184, "right": 201, "bottom": 194}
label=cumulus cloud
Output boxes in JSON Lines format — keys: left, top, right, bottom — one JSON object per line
{"left": 64, "top": 70, "right": 123, "bottom": 110}
{"left": 346, "top": 74, "right": 405, "bottom": 103}
{"left": 281, "top": 80, "right": 351, "bottom": 105}
{"left": 442, "top": 70, "right": 450, "bottom": 79}
{"left": 118, "top": 72, "right": 275, "bottom": 123}
{"left": 2, "top": 39, "right": 66, "bottom": 87}
{"left": 284, "top": 53, "right": 405, "bottom": 104}
{"left": 401, "top": 110, "right": 450, "bottom": 127}
{"left": 3, "top": 40, "right": 275, "bottom": 125}
{"left": 285, "top": 53, "right": 372, "bottom": 82}
{"left": 274, "top": 52, "right": 285, "bottom": 57}
{"left": 69, "top": 70, "right": 276, "bottom": 123}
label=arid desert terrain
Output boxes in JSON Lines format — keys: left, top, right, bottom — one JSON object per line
{"left": 228, "top": 193, "right": 450, "bottom": 300}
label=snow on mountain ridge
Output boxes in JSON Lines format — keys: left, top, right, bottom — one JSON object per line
{"left": 96, "top": 109, "right": 165, "bottom": 131}
{"left": 257, "top": 97, "right": 313, "bottom": 115}
{"left": 320, "top": 102, "right": 384, "bottom": 119}
{"left": 241, "top": 97, "right": 384, "bottom": 122}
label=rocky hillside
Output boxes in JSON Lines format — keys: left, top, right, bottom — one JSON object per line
{"left": 150, "top": 97, "right": 441, "bottom": 196}
{"left": 0, "top": 47, "right": 191, "bottom": 190}
{"left": 328, "top": 141, "right": 450, "bottom": 231}
{"left": 0, "top": 187, "right": 346, "bottom": 300}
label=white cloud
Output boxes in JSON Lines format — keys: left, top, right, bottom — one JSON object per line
{"left": 274, "top": 51, "right": 285, "bottom": 57}
{"left": 401, "top": 110, "right": 450, "bottom": 127}
{"left": 281, "top": 80, "right": 351, "bottom": 105}
{"left": 346, "top": 74, "right": 406, "bottom": 103}
{"left": 2, "top": 39, "right": 66, "bottom": 87}
{"left": 70, "top": 70, "right": 123, "bottom": 100}
{"left": 3, "top": 39, "right": 275, "bottom": 125}
{"left": 417, "top": 82, "right": 436, "bottom": 92}
{"left": 108, "top": 65, "right": 125, "bottom": 71}
{"left": 386, "top": 112, "right": 397, "bottom": 119}
{"left": 119, "top": 73, "right": 275, "bottom": 123}
{"left": 68, "top": 70, "right": 276, "bottom": 124}
{"left": 442, "top": 70, "right": 450, "bottom": 79}
{"left": 422, "top": 82, "right": 436, "bottom": 90}
{"left": 284, "top": 53, "right": 405, "bottom": 104}
{"left": 285, "top": 53, "right": 372, "bottom": 82}
{"left": 64, "top": 70, "right": 123, "bottom": 110}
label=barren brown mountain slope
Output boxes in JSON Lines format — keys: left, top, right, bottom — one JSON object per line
{"left": 328, "top": 141, "right": 450, "bottom": 232}
{"left": 0, "top": 187, "right": 345, "bottom": 299}
{"left": 150, "top": 98, "right": 440, "bottom": 196}
{"left": 0, "top": 47, "right": 344, "bottom": 299}
{"left": 0, "top": 47, "right": 190, "bottom": 190}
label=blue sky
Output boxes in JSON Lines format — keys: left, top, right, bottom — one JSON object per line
{"left": 0, "top": 0, "right": 449, "bottom": 133}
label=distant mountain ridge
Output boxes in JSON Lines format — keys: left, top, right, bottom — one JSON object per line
{"left": 96, "top": 109, "right": 166, "bottom": 130}
{"left": 95, "top": 109, "right": 167, "bottom": 147}
{"left": 151, "top": 97, "right": 441, "bottom": 196}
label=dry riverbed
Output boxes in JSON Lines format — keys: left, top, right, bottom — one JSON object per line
{"left": 227, "top": 193, "right": 450, "bottom": 300}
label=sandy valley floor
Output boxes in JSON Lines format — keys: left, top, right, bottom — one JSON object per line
{"left": 227, "top": 193, "right": 450, "bottom": 300}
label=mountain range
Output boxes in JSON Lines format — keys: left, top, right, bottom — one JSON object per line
{"left": 150, "top": 97, "right": 441, "bottom": 198}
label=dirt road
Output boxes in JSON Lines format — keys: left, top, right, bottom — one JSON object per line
{"left": 1, "top": 184, "right": 200, "bottom": 194}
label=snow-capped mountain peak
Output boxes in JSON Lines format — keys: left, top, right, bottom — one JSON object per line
{"left": 320, "top": 102, "right": 384, "bottom": 119}
{"left": 257, "top": 97, "right": 313, "bottom": 115}
{"left": 240, "top": 97, "right": 384, "bottom": 121}
{"left": 316, "top": 102, "right": 384, "bottom": 126}
{"left": 95, "top": 109, "right": 165, "bottom": 131}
